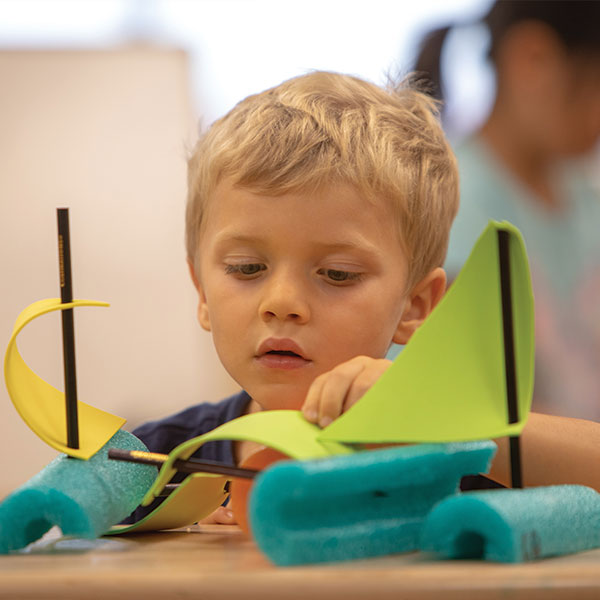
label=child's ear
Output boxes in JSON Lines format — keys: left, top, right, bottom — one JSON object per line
{"left": 187, "top": 259, "right": 211, "bottom": 332}
{"left": 393, "top": 267, "right": 446, "bottom": 345}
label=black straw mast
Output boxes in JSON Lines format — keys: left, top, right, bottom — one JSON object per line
{"left": 57, "top": 208, "right": 79, "bottom": 450}
{"left": 497, "top": 228, "right": 522, "bottom": 488}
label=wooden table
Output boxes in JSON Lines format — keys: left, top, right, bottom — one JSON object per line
{"left": 1, "top": 525, "right": 600, "bottom": 599}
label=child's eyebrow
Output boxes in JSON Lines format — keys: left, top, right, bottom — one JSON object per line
{"left": 211, "top": 232, "right": 263, "bottom": 248}
{"left": 213, "top": 232, "right": 383, "bottom": 258}
{"left": 312, "top": 239, "right": 378, "bottom": 252}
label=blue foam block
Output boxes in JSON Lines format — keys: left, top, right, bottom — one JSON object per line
{"left": 420, "top": 485, "right": 600, "bottom": 562}
{"left": 0, "top": 429, "right": 156, "bottom": 554}
{"left": 249, "top": 441, "right": 496, "bottom": 566}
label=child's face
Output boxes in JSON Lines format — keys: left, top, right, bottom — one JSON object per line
{"left": 192, "top": 179, "right": 412, "bottom": 411}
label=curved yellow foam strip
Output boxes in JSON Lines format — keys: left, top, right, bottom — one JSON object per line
{"left": 109, "top": 473, "right": 228, "bottom": 534}
{"left": 142, "top": 410, "right": 353, "bottom": 506}
{"left": 4, "top": 298, "right": 126, "bottom": 459}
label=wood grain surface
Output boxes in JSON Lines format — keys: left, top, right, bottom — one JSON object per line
{"left": 1, "top": 525, "right": 599, "bottom": 599}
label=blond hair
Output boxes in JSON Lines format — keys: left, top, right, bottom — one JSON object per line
{"left": 186, "top": 71, "right": 458, "bottom": 288}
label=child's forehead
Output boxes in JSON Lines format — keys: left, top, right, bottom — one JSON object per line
{"left": 204, "top": 180, "right": 397, "bottom": 231}
{"left": 200, "top": 178, "right": 408, "bottom": 255}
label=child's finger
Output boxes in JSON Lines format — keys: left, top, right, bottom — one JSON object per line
{"left": 313, "top": 358, "right": 368, "bottom": 427}
{"left": 302, "top": 356, "right": 391, "bottom": 427}
{"left": 302, "top": 371, "right": 328, "bottom": 423}
{"left": 342, "top": 359, "right": 392, "bottom": 412}
{"left": 198, "top": 506, "right": 237, "bottom": 525}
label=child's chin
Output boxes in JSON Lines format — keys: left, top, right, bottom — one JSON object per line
{"left": 255, "top": 394, "right": 305, "bottom": 412}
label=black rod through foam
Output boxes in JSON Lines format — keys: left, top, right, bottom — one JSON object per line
{"left": 498, "top": 229, "right": 522, "bottom": 488}
{"left": 57, "top": 208, "right": 79, "bottom": 450}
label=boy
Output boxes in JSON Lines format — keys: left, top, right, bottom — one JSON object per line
{"left": 133, "top": 71, "right": 600, "bottom": 524}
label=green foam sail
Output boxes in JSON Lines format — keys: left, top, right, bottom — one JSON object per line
{"left": 319, "top": 221, "right": 535, "bottom": 444}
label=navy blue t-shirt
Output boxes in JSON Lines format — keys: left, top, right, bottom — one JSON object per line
{"left": 132, "top": 390, "right": 251, "bottom": 464}
{"left": 123, "top": 390, "right": 251, "bottom": 523}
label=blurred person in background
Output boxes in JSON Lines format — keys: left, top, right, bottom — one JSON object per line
{"left": 415, "top": 0, "right": 600, "bottom": 421}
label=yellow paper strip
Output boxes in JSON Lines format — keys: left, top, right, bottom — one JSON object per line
{"left": 4, "top": 298, "right": 126, "bottom": 459}
{"left": 109, "top": 473, "right": 228, "bottom": 534}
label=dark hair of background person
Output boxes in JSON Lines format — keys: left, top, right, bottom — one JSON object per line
{"left": 414, "top": 0, "right": 600, "bottom": 103}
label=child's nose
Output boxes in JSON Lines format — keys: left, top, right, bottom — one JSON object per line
{"left": 258, "top": 271, "right": 310, "bottom": 324}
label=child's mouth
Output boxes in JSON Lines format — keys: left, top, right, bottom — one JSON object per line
{"left": 257, "top": 349, "right": 310, "bottom": 370}
{"left": 255, "top": 338, "right": 310, "bottom": 370}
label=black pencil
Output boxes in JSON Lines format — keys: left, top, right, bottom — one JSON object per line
{"left": 107, "top": 448, "right": 258, "bottom": 480}
{"left": 57, "top": 208, "right": 79, "bottom": 450}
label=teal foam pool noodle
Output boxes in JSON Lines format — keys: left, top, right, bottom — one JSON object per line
{"left": 249, "top": 441, "right": 496, "bottom": 566}
{"left": 0, "top": 429, "right": 156, "bottom": 554}
{"left": 420, "top": 485, "right": 600, "bottom": 562}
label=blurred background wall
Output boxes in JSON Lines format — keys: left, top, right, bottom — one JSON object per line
{"left": 1, "top": 0, "right": 495, "bottom": 496}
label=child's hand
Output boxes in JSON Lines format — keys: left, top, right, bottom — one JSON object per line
{"left": 302, "top": 356, "right": 392, "bottom": 428}
{"left": 198, "top": 506, "right": 237, "bottom": 525}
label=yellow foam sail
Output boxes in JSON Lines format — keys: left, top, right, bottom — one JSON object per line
{"left": 319, "top": 221, "right": 535, "bottom": 444}
{"left": 4, "top": 298, "right": 126, "bottom": 459}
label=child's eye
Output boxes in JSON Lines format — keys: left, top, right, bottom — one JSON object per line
{"left": 318, "top": 268, "right": 363, "bottom": 284}
{"left": 225, "top": 263, "right": 266, "bottom": 277}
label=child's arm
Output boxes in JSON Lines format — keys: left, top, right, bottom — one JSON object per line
{"left": 490, "top": 412, "right": 600, "bottom": 492}
{"left": 302, "top": 356, "right": 600, "bottom": 493}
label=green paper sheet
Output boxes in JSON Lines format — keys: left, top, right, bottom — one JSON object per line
{"left": 141, "top": 410, "right": 353, "bottom": 506}
{"left": 319, "top": 221, "right": 535, "bottom": 444}
{"left": 3, "top": 298, "right": 125, "bottom": 459}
